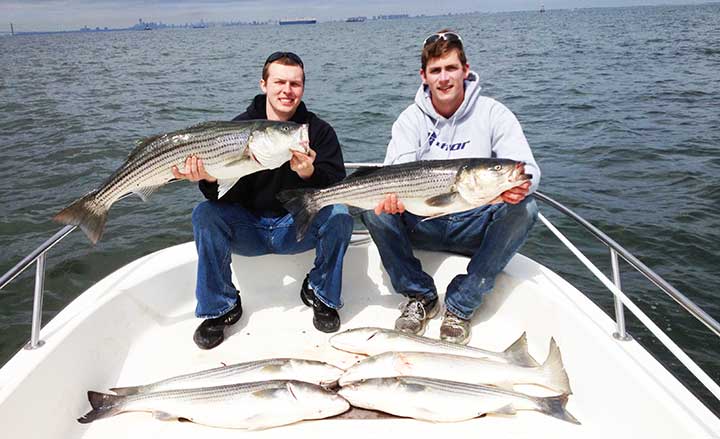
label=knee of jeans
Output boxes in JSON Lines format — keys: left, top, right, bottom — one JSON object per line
{"left": 361, "top": 210, "right": 396, "bottom": 231}
{"left": 322, "top": 205, "right": 353, "bottom": 236}
{"left": 192, "top": 201, "right": 220, "bottom": 230}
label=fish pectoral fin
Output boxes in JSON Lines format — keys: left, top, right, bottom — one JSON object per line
{"left": 132, "top": 184, "right": 163, "bottom": 202}
{"left": 217, "top": 178, "right": 240, "bottom": 199}
{"left": 491, "top": 404, "right": 517, "bottom": 416}
{"left": 425, "top": 192, "right": 459, "bottom": 207}
{"left": 152, "top": 410, "right": 180, "bottom": 421}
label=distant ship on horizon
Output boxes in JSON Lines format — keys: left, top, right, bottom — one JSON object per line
{"left": 346, "top": 16, "right": 367, "bottom": 22}
{"left": 279, "top": 18, "right": 317, "bottom": 25}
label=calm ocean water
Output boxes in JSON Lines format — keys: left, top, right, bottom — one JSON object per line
{"left": 1, "top": 4, "right": 719, "bottom": 412}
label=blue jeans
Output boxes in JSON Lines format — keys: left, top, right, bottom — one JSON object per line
{"left": 361, "top": 197, "right": 538, "bottom": 320}
{"left": 192, "top": 201, "right": 353, "bottom": 318}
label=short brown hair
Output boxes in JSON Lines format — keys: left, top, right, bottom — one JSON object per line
{"left": 262, "top": 51, "right": 305, "bottom": 83}
{"left": 421, "top": 29, "right": 467, "bottom": 71}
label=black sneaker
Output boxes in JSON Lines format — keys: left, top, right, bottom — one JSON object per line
{"left": 301, "top": 275, "right": 340, "bottom": 333}
{"left": 193, "top": 294, "right": 243, "bottom": 350}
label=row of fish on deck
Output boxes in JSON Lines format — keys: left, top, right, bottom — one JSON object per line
{"left": 79, "top": 327, "right": 579, "bottom": 429}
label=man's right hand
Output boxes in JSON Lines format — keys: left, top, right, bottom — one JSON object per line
{"left": 171, "top": 155, "right": 217, "bottom": 183}
{"left": 374, "top": 193, "right": 405, "bottom": 215}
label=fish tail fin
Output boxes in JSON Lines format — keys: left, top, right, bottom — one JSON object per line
{"left": 77, "top": 391, "right": 125, "bottom": 424}
{"left": 539, "top": 338, "right": 572, "bottom": 394}
{"left": 109, "top": 385, "right": 144, "bottom": 396}
{"left": 53, "top": 190, "right": 107, "bottom": 244}
{"left": 277, "top": 188, "right": 322, "bottom": 241}
{"left": 536, "top": 394, "right": 581, "bottom": 425}
{"left": 503, "top": 332, "right": 539, "bottom": 367}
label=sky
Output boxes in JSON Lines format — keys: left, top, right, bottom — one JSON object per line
{"left": 1, "top": 0, "right": 710, "bottom": 32}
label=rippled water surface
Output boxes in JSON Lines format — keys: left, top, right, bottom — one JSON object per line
{"left": 1, "top": 4, "right": 719, "bottom": 413}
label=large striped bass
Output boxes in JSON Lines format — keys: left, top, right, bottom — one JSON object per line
{"left": 110, "top": 358, "right": 344, "bottom": 396}
{"left": 78, "top": 380, "right": 349, "bottom": 430}
{"left": 338, "top": 338, "right": 571, "bottom": 394}
{"left": 278, "top": 158, "right": 530, "bottom": 240}
{"left": 330, "top": 327, "right": 539, "bottom": 367}
{"left": 54, "top": 120, "right": 308, "bottom": 243}
{"left": 338, "top": 376, "right": 580, "bottom": 424}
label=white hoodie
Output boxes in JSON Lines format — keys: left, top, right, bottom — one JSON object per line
{"left": 384, "top": 71, "right": 541, "bottom": 192}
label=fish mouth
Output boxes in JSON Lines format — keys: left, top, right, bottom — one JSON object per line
{"left": 511, "top": 161, "right": 532, "bottom": 182}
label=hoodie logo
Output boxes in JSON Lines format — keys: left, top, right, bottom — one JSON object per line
{"left": 427, "top": 131, "right": 470, "bottom": 152}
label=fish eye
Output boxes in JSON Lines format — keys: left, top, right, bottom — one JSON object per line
{"left": 494, "top": 164, "right": 502, "bottom": 171}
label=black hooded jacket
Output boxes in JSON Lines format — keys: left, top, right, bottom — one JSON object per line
{"left": 198, "top": 95, "right": 346, "bottom": 214}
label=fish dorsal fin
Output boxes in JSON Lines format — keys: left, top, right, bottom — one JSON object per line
{"left": 503, "top": 332, "right": 539, "bottom": 367}
{"left": 346, "top": 166, "right": 383, "bottom": 180}
{"left": 425, "top": 191, "right": 459, "bottom": 207}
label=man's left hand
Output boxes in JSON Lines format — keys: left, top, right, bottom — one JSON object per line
{"left": 290, "top": 148, "right": 316, "bottom": 180}
{"left": 500, "top": 181, "right": 531, "bottom": 204}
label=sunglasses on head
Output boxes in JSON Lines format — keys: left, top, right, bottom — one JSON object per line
{"left": 264, "top": 51, "right": 304, "bottom": 68}
{"left": 423, "top": 32, "right": 463, "bottom": 47}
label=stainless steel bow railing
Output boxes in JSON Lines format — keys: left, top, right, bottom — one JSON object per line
{"left": 1, "top": 163, "right": 719, "bottom": 400}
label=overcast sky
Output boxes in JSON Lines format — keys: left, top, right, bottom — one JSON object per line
{"left": 1, "top": 0, "right": 709, "bottom": 32}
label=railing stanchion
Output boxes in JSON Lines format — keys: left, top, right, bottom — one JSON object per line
{"left": 25, "top": 254, "right": 46, "bottom": 350}
{"left": 611, "top": 249, "right": 631, "bottom": 341}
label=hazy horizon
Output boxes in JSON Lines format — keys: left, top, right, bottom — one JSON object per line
{"left": 1, "top": 0, "right": 712, "bottom": 33}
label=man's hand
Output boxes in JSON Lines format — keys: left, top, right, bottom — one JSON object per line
{"left": 290, "top": 148, "right": 316, "bottom": 180}
{"left": 171, "top": 155, "right": 217, "bottom": 183}
{"left": 501, "top": 181, "right": 531, "bottom": 204}
{"left": 373, "top": 193, "right": 405, "bottom": 215}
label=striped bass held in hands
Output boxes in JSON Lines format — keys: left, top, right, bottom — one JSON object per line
{"left": 338, "top": 338, "right": 571, "bottom": 394}
{"left": 330, "top": 327, "right": 539, "bottom": 367}
{"left": 278, "top": 158, "right": 530, "bottom": 240}
{"left": 54, "top": 120, "right": 309, "bottom": 244}
{"left": 109, "top": 358, "right": 345, "bottom": 396}
{"left": 337, "top": 376, "right": 580, "bottom": 424}
{"left": 78, "top": 380, "right": 349, "bottom": 430}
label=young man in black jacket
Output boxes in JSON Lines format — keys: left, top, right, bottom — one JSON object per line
{"left": 172, "top": 52, "right": 352, "bottom": 350}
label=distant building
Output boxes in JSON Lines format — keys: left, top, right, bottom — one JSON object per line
{"left": 346, "top": 16, "right": 367, "bottom": 22}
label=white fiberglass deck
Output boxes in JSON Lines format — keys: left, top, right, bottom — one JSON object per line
{"left": 0, "top": 242, "right": 718, "bottom": 438}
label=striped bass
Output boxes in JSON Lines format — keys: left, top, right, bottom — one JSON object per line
{"left": 330, "top": 327, "right": 539, "bottom": 367}
{"left": 338, "top": 376, "right": 580, "bottom": 424}
{"left": 338, "top": 338, "right": 571, "bottom": 394}
{"left": 278, "top": 158, "right": 530, "bottom": 240}
{"left": 110, "top": 358, "right": 344, "bottom": 396}
{"left": 78, "top": 379, "right": 349, "bottom": 430}
{"left": 54, "top": 120, "right": 308, "bottom": 243}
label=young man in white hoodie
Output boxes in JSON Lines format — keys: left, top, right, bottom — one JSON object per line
{"left": 362, "top": 30, "right": 540, "bottom": 345}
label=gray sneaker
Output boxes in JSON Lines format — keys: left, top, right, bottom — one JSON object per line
{"left": 440, "top": 311, "right": 471, "bottom": 345}
{"left": 395, "top": 296, "right": 439, "bottom": 335}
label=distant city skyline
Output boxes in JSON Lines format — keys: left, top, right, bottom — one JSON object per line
{"left": 1, "top": 0, "right": 711, "bottom": 33}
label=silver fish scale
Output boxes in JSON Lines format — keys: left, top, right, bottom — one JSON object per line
{"left": 397, "top": 376, "right": 529, "bottom": 399}
{"left": 95, "top": 126, "right": 251, "bottom": 206}
{"left": 153, "top": 358, "right": 291, "bottom": 382}
{"left": 122, "top": 379, "right": 293, "bottom": 405}
{"left": 314, "top": 161, "right": 460, "bottom": 205}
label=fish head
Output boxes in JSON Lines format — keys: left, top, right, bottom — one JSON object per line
{"left": 338, "top": 352, "right": 395, "bottom": 386}
{"left": 455, "top": 159, "right": 531, "bottom": 205}
{"left": 288, "top": 359, "right": 344, "bottom": 386}
{"left": 329, "top": 327, "right": 385, "bottom": 355}
{"left": 286, "top": 381, "right": 349, "bottom": 417}
{"left": 248, "top": 121, "right": 309, "bottom": 169}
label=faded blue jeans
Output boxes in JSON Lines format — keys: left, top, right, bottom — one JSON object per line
{"left": 192, "top": 201, "right": 353, "bottom": 318}
{"left": 361, "top": 197, "right": 538, "bottom": 320}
